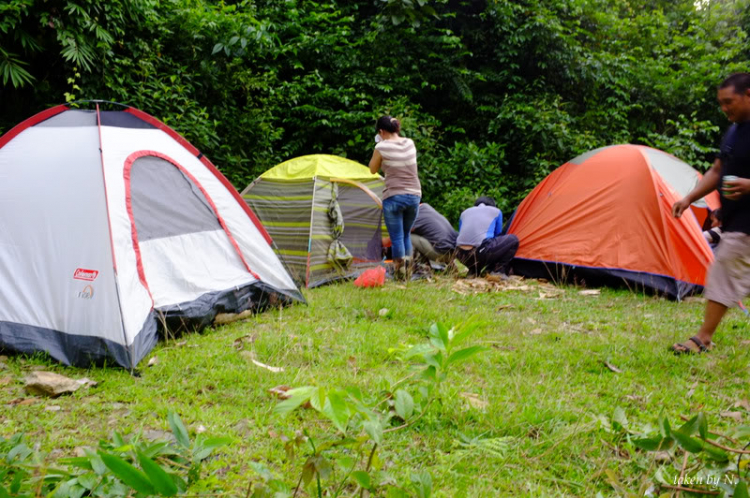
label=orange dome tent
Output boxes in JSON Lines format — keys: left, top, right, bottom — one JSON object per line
{"left": 507, "top": 145, "right": 719, "bottom": 299}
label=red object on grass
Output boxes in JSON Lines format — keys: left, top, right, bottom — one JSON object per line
{"left": 354, "top": 267, "right": 386, "bottom": 288}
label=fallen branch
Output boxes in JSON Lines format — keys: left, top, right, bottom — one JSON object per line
{"left": 661, "top": 485, "right": 719, "bottom": 496}
{"left": 679, "top": 415, "right": 740, "bottom": 445}
{"left": 703, "top": 437, "right": 750, "bottom": 455}
{"left": 676, "top": 451, "right": 689, "bottom": 498}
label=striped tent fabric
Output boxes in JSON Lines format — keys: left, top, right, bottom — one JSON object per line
{"left": 244, "top": 178, "right": 313, "bottom": 284}
{"left": 242, "top": 155, "right": 385, "bottom": 288}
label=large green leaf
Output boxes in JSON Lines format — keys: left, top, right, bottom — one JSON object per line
{"left": 309, "top": 387, "right": 327, "bottom": 412}
{"left": 100, "top": 452, "right": 155, "bottom": 495}
{"left": 352, "top": 470, "right": 371, "bottom": 490}
{"left": 395, "top": 390, "right": 415, "bottom": 420}
{"left": 168, "top": 411, "right": 190, "bottom": 448}
{"left": 735, "top": 481, "right": 749, "bottom": 498}
{"left": 403, "top": 344, "right": 434, "bottom": 360}
{"left": 428, "top": 323, "right": 449, "bottom": 351}
{"left": 670, "top": 429, "right": 704, "bottom": 453}
{"left": 612, "top": 407, "right": 628, "bottom": 433}
{"left": 446, "top": 346, "right": 484, "bottom": 367}
{"left": 193, "top": 436, "right": 232, "bottom": 462}
{"left": 678, "top": 415, "right": 700, "bottom": 436}
{"left": 632, "top": 436, "right": 671, "bottom": 451}
{"left": 697, "top": 413, "right": 708, "bottom": 440}
{"left": 76, "top": 472, "right": 98, "bottom": 490}
{"left": 411, "top": 470, "right": 432, "bottom": 498}
{"left": 323, "top": 390, "right": 350, "bottom": 433}
{"left": 449, "top": 322, "right": 480, "bottom": 347}
{"left": 137, "top": 452, "right": 178, "bottom": 496}
{"left": 658, "top": 411, "right": 670, "bottom": 438}
{"left": 363, "top": 420, "right": 383, "bottom": 445}
{"left": 59, "top": 457, "right": 94, "bottom": 471}
{"left": 274, "top": 386, "right": 316, "bottom": 416}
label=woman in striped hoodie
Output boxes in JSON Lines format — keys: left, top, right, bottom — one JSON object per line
{"left": 369, "top": 116, "right": 422, "bottom": 278}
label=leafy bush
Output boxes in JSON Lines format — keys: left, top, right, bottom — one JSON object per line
{"left": 0, "top": 0, "right": 748, "bottom": 209}
{"left": 249, "top": 322, "right": 485, "bottom": 497}
{"left": 0, "top": 411, "right": 229, "bottom": 497}
{"left": 601, "top": 408, "right": 750, "bottom": 497}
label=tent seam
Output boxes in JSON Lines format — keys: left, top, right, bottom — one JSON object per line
{"left": 95, "top": 104, "right": 134, "bottom": 369}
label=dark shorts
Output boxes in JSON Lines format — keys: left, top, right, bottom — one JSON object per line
{"left": 456, "top": 234, "right": 519, "bottom": 275}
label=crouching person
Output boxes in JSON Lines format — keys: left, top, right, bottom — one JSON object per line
{"left": 456, "top": 196, "right": 519, "bottom": 277}
{"left": 410, "top": 203, "right": 458, "bottom": 267}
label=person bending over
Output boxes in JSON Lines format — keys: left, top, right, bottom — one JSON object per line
{"left": 411, "top": 203, "right": 457, "bottom": 267}
{"left": 455, "top": 196, "right": 519, "bottom": 277}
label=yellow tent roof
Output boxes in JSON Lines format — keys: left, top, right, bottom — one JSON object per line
{"left": 260, "top": 154, "right": 382, "bottom": 180}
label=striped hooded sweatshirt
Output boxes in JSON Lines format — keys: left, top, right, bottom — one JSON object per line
{"left": 375, "top": 137, "right": 421, "bottom": 200}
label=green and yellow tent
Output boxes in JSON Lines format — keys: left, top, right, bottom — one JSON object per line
{"left": 241, "top": 155, "right": 385, "bottom": 288}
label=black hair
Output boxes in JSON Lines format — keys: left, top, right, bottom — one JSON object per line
{"left": 719, "top": 73, "right": 750, "bottom": 95}
{"left": 474, "top": 196, "right": 496, "bottom": 207}
{"left": 376, "top": 115, "right": 401, "bottom": 134}
{"left": 702, "top": 208, "right": 722, "bottom": 231}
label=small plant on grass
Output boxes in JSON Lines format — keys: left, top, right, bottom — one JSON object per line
{"left": 0, "top": 411, "right": 230, "bottom": 497}
{"left": 249, "top": 322, "right": 485, "bottom": 497}
{"left": 601, "top": 408, "right": 750, "bottom": 497}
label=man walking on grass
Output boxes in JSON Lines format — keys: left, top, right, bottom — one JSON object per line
{"left": 671, "top": 72, "right": 750, "bottom": 354}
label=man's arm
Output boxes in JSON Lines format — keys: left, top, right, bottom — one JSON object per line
{"left": 672, "top": 159, "right": 721, "bottom": 218}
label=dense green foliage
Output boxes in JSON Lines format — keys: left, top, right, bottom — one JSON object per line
{"left": 1, "top": 0, "right": 748, "bottom": 220}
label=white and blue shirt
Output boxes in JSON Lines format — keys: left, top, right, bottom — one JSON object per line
{"left": 456, "top": 204, "right": 503, "bottom": 247}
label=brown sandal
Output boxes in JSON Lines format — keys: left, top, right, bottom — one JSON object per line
{"left": 670, "top": 336, "right": 712, "bottom": 355}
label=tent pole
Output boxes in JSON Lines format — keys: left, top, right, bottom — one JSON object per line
{"left": 305, "top": 178, "right": 317, "bottom": 289}
{"left": 95, "top": 104, "right": 133, "bottom": 369}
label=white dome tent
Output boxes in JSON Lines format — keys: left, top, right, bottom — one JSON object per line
{"left": 0, "top": 102, "right": 302, "bottom": 368}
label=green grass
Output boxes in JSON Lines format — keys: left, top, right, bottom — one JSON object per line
{"left": 2, "top": 277, "right": 750, "bottom": 497}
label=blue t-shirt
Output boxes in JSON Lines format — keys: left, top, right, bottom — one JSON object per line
{"left": 456, "top": 204, "right": 503, "bottom": 247}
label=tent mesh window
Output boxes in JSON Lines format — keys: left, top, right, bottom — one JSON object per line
{"left": 129, "top": 156, "right": 221, "bottom": 241}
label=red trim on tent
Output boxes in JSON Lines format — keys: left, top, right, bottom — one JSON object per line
{"left": 0, "top": 104, "right": 69, "bottom": 150}
{"left": 123, "top": 155, "right": 155, "bottom": 306}
{"left": 123, "top": 150, "right": 262, "bottom": 285}
{"left": 122, "top": 107, "right": 273, "bottom": 245}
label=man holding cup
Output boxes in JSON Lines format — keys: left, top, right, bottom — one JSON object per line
{"left": 671, "top": 73, "right": 750, "bottom": 354}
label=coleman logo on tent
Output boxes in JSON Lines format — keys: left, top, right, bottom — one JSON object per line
{"left": 73, "top": 268, "right": 99, "bottom": 281}
{"left": 78, "top": 285, "right": 94, "bottom": 300}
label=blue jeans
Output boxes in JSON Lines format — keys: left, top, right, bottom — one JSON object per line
{"left": 383, "top": 194, "right": 420, "bottom": 260}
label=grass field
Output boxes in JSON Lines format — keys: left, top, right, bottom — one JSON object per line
{"left": 2, "top": 276, "right": 750, "bottom": 497}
